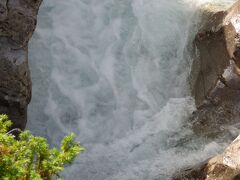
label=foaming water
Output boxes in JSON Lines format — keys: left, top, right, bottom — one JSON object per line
{"left": 28, "top": 0, "right": 235, "bottom": 179}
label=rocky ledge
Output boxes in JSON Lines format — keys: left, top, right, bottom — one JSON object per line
{"left": 173, "top": 0, "right": 240, "bottom": 179}
{"left": 0, "top": 0, "right": 42, "bottom": 131}
{"left": 172, "top": 135, "right": 240, "bottom": 180}
{"left": 191, "top": 0, "right": 240, "bottom": 108}
{"left": 185, "top": 0, "right": 240, "bottom": 140}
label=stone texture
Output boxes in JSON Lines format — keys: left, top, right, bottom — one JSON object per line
{"left": 189, "top": 60, "right": 240, "bottom": 139}
{"left": 172, "top": 1, "right": 240, "bottom": 179}
{"left": 172, "top": 135, "right": 240, "bottom": 180}
{"left": 0, "top": 0, "right": 42, "bottom": 130}
{"left": 189, "top": 0, "right": 240, "bottom": 140}
{"left": 190, "top": 1, "right": 240, "bottom": 107}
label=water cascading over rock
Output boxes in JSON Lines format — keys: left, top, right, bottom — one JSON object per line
{"left": 189, "top": 0, "right": 240, "bottom": 138}
{"left": 174, "top": 0, "right": 240, "bottom": 179}
{"left": 0, "top": 0, "right": 42, "bottom": 130}
{"left": 173, "top": 135, "right": 240, "bottom": 180}
{"left": 26, "top": 0, "right": 238, "bottom": 179}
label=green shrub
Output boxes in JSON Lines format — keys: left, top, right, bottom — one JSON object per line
{"left": 0, "top": 114, "right": 84, "bottom": 180}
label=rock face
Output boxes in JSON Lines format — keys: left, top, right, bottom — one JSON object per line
{"left": 190, "top": 1, "right": 240, "bottom": 139}
{"left": 191, "top": 1, "right": 240, "bottom": 107}
{"left": 173, "top": 1, "right": 240, "bottom": 179}
{"left": 190, "top": 59, "right": 240, "bottom": 139}
{"left": 0, "top": 0, "right": 42, "bottom": 130}
{"left": 172, "top": 135, "right": 240, "bottom": 180}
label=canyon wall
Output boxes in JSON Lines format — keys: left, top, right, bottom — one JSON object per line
{"left": 0, "top": 0, "right": 42, "bottom": 131}
{"left": 174, "top": 1, "right": 240, "bottom": 179}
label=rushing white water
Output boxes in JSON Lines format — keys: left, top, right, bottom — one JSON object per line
{"left": 28, "top": 0, "right": 235, "bottom": 179}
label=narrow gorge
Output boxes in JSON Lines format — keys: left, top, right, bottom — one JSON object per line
{"left": 2, "top": 0, "right": 240, "bottom": 179}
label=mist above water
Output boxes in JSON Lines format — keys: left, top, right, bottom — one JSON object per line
{"left": 28, "top": 0, "right": 235, "bottom": 179}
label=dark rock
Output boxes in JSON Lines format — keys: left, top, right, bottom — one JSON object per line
{"left": 0, "top": 0, "right": 42, "bottom": 131}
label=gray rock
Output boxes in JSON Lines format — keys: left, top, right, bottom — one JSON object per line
{"left": 0, "top": 0, "right": 42, "bottom": 131}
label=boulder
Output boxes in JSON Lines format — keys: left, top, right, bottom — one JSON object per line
{"left": 189, "top": 0, "right": 240, "bottom": 139}
{"left": 172, "top": 1, "right": 240, "bottom": 179}
{"left": 0, "top": 0, "right": 42, "bottom": 131}
{"left": 190, "top": 0, "right": 240, "bottom": 107}
{"left": 190, "top": 60, "right": 240, "bottom": 139}
{"left": 172, "top": 135, "right": 240, "bottom": 180}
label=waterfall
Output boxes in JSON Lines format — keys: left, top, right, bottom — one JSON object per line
{"left": 28, "top": 0, "right": 235, "bottom": 179}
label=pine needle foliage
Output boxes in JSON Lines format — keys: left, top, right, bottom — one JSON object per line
{"left": 0, "top": 115, "right": 84, "bottom": 180}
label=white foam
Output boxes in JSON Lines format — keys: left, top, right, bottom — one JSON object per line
{"left": 231, "top": 14, "right": 240, "bottom": 33}
{"left": 28, "top": 0, "right": 235, "bottom": 179}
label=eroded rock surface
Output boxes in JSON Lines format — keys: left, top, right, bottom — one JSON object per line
{"left": 190, "top": 1, "right": 240, "bottom": 139}
{"left": 191, "top": 1, "right": 240, "bottom": 107}
{"left": 173, "top": 1, "right": 240, "bottom": 179}
{"left": 0, "top": 0, "right": 42, "bottom": 130}
{"left": 190, "top": 60, "right": 240, "bottom": 139}
{"left": 172, "top": 135, "right": 240, "bottom": 180}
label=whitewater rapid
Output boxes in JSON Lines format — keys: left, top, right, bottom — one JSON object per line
{"left": 28, "top": 0, "right": 235, "bottom": 179}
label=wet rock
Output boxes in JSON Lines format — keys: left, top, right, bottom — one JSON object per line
{"left": 190, "top": 60, "right": 240, "bottom": 139}
{"left": 190, "top": 1, "right": 240, "bottom": 107}
{"left": 0, "top": 0, "right": 42, "bottom": 130}
{"left": 172, "top": 135, "right": 240, "bottom": 180}
{"left": 174, "top": 2, "right": 240, "bottom": 179}
{"left": 188, "top": 0, "right": 240, "bottom": 139}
